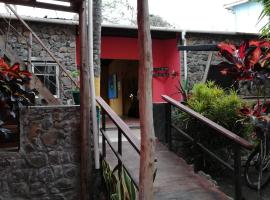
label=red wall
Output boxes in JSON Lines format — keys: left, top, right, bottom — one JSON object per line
{"left": 101, "top": 36, "right": 181, "bottom": 103}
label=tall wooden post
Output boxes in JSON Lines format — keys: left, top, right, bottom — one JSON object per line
{"left": 137, "top": 0, "right": 156, "bottom": 199}
{"left": 79, "top": 1, "right": 92, "bottom": 199}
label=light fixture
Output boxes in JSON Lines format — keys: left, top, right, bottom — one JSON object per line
{"left": 36, "top": 0, "right": 71, "bottom": 7}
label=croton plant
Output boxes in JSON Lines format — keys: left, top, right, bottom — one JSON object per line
{"left": 217, "top": 40, "right": 270, "bottom": 131}
{"left": 0, "top": 58, "right": 35, "bottom": 142}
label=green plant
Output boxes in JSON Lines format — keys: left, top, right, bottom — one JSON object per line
{"left": 71, "top": 69, "right": 80, "bottom": 91}
{"left": 187, "top": 81, "right": 250, "bottom": 137}
{"left": 0, "top": 58, "right": 35, "bottom": 143}
{"left": 102, "top": 160, "right": 137, "bottom": 200}
{"left": 173, "top": 82, "right": 253, "bottom": 172}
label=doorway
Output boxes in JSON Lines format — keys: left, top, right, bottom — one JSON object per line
{"left": 101, "top": 59, "right": 139, "bottom": 119}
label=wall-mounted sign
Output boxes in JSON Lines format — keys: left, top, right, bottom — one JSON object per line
{"left": 153, "top": 67, "right": 169, "bottom": 77}
{"left": 108, "top": 74, "right": 118, "bottom": 99}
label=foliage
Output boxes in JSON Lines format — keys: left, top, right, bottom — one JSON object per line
{"left": 102, "top": 0, "right": 173, "bottom": 27}
{"left": 70, "top": 69, "right": 80, "bottom": 92}
{"left": 186, "top": 81, "right": 250, "bottom": 137}
{"left": 257, "top": 0, "right": 270, "bottom": 39}
{"left": 217, "top": 40, "right": 270, "bottom": 140}
{"left": 0, "top": 58, "right": 35, "bottom": 142}
{"left": 102, "top": 160, "right": 137, "bottom": 200}
{"left": 173, "top": 82, "right": 253, "bottom": 171}
{"left": 217, "top": 40, "right": 270, "bottom": 82}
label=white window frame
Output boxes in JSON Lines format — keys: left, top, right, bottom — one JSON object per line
{"left": 31, "top": 61, "right": 60, "bottom": 98}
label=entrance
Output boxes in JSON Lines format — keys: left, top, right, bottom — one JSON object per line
{"left": 101, "top": 59, "right": 139, "bottom": 119}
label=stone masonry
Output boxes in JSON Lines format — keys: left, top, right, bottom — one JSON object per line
{"left": 180, "top": 32, "right": 264, "bottom": 95}
{"left": 0, "top": 19, "right": 77, "bottom": 102}
{"left": 0, "top": 106, "right": 80, "bottom": 200}
{"left": 0, "top": 0, "right": 102, "bottom": 103}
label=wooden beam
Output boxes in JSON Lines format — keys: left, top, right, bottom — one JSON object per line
{"left": 0, "top": 35, "right": 60, "bottom": 105}
{"left": 137, "top": 0, "right": 155, "bottom": 199}
{"left": 6, "top": 4, "right": 79, "bottom": 88}
{"left": 178, "top": 44, "right": 219, "bottom": 51}
{"left": 79, "top": 0, "right": 91, "bottom": 199}
{"left": 202, "top": 52, "right": 213, "bottom": 83}
{"left": 0, "top": 0, "right": 77, "bottom": 12}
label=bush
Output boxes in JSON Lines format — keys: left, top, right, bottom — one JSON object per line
{"left": 187, "top": 81, "right": 250, "bottom": 137}
{"left": 173, "top": 81, "right": 253, "bottom": 172}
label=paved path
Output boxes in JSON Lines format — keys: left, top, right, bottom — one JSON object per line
{"left": 103, "top": 129, "right": 230, "bottom": 200}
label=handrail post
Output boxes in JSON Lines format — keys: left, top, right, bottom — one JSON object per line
{"left": 233, "top": 143, "right": 242, "bottom": 200}
{"left": 102, "top": 108, "right": 106, "bottom": 158}
{"left": 193, "top": 120, "right": 203, "bottom": 173}
{"left": 165, "top": 103, "right": 172, "bottom": 150}
{"left": 118, "top": 127, "right": 122, "bottom": 177}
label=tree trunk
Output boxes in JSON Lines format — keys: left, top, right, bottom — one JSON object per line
{"left": 137, "top": 0, "right": 155, "bottom": 199}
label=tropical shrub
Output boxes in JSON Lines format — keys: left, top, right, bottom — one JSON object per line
{"left": 217, "top": 40, "right": 270, "bottom": 95}
{"left": 173, "top": 82, "right": 253, "bottom": 172}
{"left": 0, "top": 58, "right": 35, "bottom": 143}
{"left": 176, "top": 81, "right": 250, "bottom": 135}
{"left": 217, "top": 40, "right": 270, "bottom": 141}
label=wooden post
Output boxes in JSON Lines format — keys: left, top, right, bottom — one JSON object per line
{"left": 28, "top": 32, "right": 32, "bottom": 72}
{"left": 137, "top": 0, "right": 156, "bottom": 199}
{"left": 233, "top": 144, "right": 242, "bottom": 200}
{"left": 79, "top": 1, "right": 92, "bottom": 199}
{"left": 165, "top": 103, "right": 172, "bottom": 150}
{"left": 202, "top": 52, "right": 213, "bottom": 83}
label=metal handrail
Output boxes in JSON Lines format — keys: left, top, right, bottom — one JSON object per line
{"left": 96, "top": 96, "right": 140, "bottom": 189}
{"left": 162, "top": 95, "right": 254, "bottom": 200}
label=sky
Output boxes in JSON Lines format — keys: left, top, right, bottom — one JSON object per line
{"left": 147, "top": 0, "right": 235, "bottom": 31}
{"left": 0, "top": 0, "right": 265, "bottom": 33}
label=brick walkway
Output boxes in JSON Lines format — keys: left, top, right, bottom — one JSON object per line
{"left": 104, "top": 129, "right": 230, "bottom": 200}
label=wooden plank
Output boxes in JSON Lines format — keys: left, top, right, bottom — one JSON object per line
{"left": 0, "top": 0, "right": 77, "bottom": 12}
{"left": 104, "top": 137, "right": 229, "bottom": 200}
{"left": 161, "top": 95, "right": 253, "bottom": 150}
{"left": 178, "top": 44, "right": 219, "bottom": 51}
{"left": 101, "top": 129, "right": 139, "bottom": 189}
{"left": 96, "top": 97, "right": 140, "bottom": 153}
{"left": 6, "top": 4, "right": 79, "bottom": 88}
{"left": 30, "top": 75, "right": 60, "bottom": 105}
{"left": 202, "top": 52, "right": 213, "bottom": 83}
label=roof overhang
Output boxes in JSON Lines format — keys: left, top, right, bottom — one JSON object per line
{"left": 101, "top": 24, "right": 179, "bottom": 39}
{"left": 224, "top": 0, "right": 249, "bottom": 9}
{"left": 0, "top": 0, "right": 82, "bottom": 13}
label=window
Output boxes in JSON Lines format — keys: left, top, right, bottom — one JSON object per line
{"left": 32, "top": 61, "right": 60, "bottom": 97}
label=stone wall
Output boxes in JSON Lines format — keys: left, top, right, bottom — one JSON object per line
{"left": 0, "top": 106, "right": 80, "bottom": 200}
{"left": 0, "top": 20, "right": 77, "bottom": 102}
{"left": 180, "top": 33, "right": 259, "bottom": 94}
{"left": 0, "top": 8, "right": 102, "bottom": 102}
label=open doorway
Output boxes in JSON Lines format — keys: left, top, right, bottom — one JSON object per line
{"left": 101, "top": 59, "right": 139, "bottom": 119}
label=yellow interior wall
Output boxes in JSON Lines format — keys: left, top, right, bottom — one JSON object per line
{"left": 99, "top": 59, "right": 138, "bottom": 116}
{"left": 94, "top": 77, "right": 100, "bottom": 96}
{"left": 108, "top": 60, "right": 125, "bottom": 116}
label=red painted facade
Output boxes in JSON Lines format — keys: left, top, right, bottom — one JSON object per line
{"left": 101, "top": 36, "right": 181, "bottom": 103}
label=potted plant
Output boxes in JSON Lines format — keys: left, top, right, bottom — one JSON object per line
{"left": 71, "top": 69, "right": 80, "bottom": 105}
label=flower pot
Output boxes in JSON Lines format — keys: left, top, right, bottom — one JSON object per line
{"left": 72, "top": 91, "right": 80, "bottom": 105}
